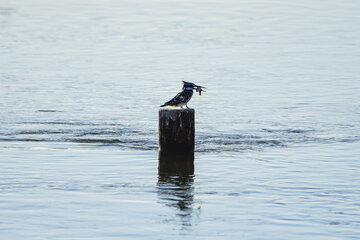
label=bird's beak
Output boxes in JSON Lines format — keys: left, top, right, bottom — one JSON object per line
{"left": 194, "top": 85, "right": 206, "bottom": 96}
{"left": 193, "top": 85, "right": 206, "bottom": 89}
{"left": 194, "top": 85, "right": 206, "bottom": 91}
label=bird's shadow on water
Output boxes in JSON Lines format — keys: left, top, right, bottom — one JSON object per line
{"left": 157, "top": 151, "right": 196, "bottom": 229}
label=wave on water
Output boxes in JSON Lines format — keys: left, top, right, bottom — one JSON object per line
{"left": 0, "top": 121, "right": 358, "bottom": 152}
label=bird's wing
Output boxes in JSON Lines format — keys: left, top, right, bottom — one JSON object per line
{"left": 164, "top": 91, "right": 185, "bottom": 106}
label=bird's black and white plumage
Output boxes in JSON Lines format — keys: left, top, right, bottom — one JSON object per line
{"left": 160, "top": 81, "right": 206, "bottom": 108}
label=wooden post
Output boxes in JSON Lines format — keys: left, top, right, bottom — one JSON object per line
{"left": 159, "top": 108, "right": 194, "bottom": 153}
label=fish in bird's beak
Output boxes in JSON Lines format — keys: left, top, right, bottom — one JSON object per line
{"left": 194, "top": 85, "right": 206, "bottom": 96}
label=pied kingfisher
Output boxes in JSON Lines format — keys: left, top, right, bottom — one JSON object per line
{"left": 160, "top": 81, "right": 206, "bottom": 109}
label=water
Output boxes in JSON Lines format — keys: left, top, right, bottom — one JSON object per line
{"left": 1, "top": 0, "right": 360, "bottom": 239}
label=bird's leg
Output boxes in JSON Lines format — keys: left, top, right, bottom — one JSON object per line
{"left": 186, "top": 104, "right": 189, "bottom": 109}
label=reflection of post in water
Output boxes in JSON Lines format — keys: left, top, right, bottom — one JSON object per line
{"left": 158, "top": 150, "right": 194, "bottom": 176}
{"left": 157, "top": 151, "right": 195, "bottom": 227}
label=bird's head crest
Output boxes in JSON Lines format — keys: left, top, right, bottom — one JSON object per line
{"left": 182, "top": 81, "right": 206, "bottom": 96}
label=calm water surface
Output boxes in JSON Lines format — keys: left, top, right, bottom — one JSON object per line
{"left": 1, "top": 0, "right": 360, "bottom": 239}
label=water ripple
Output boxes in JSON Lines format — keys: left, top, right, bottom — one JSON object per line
{"left": 0, "top": 122, "right": 358, "bottom": 152}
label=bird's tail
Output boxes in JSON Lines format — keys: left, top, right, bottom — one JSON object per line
{"left": 160, "top": 104, "right": 166, "bottom": 107}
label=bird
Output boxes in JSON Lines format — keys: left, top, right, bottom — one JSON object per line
{"left": 160, "top": 81, "right": 206, "bottom": 109}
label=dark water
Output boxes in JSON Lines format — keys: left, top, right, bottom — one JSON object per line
{"left": 1, "top": 0, "right": 360, "bottom": 239}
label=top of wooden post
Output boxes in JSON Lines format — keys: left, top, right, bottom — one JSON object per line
{"left": 159, "top": 108, "right": 194, "bottom": 112}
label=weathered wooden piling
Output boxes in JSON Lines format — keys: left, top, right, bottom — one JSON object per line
{"left": 159, "top": 108, "right": 194, "bottom": 153}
